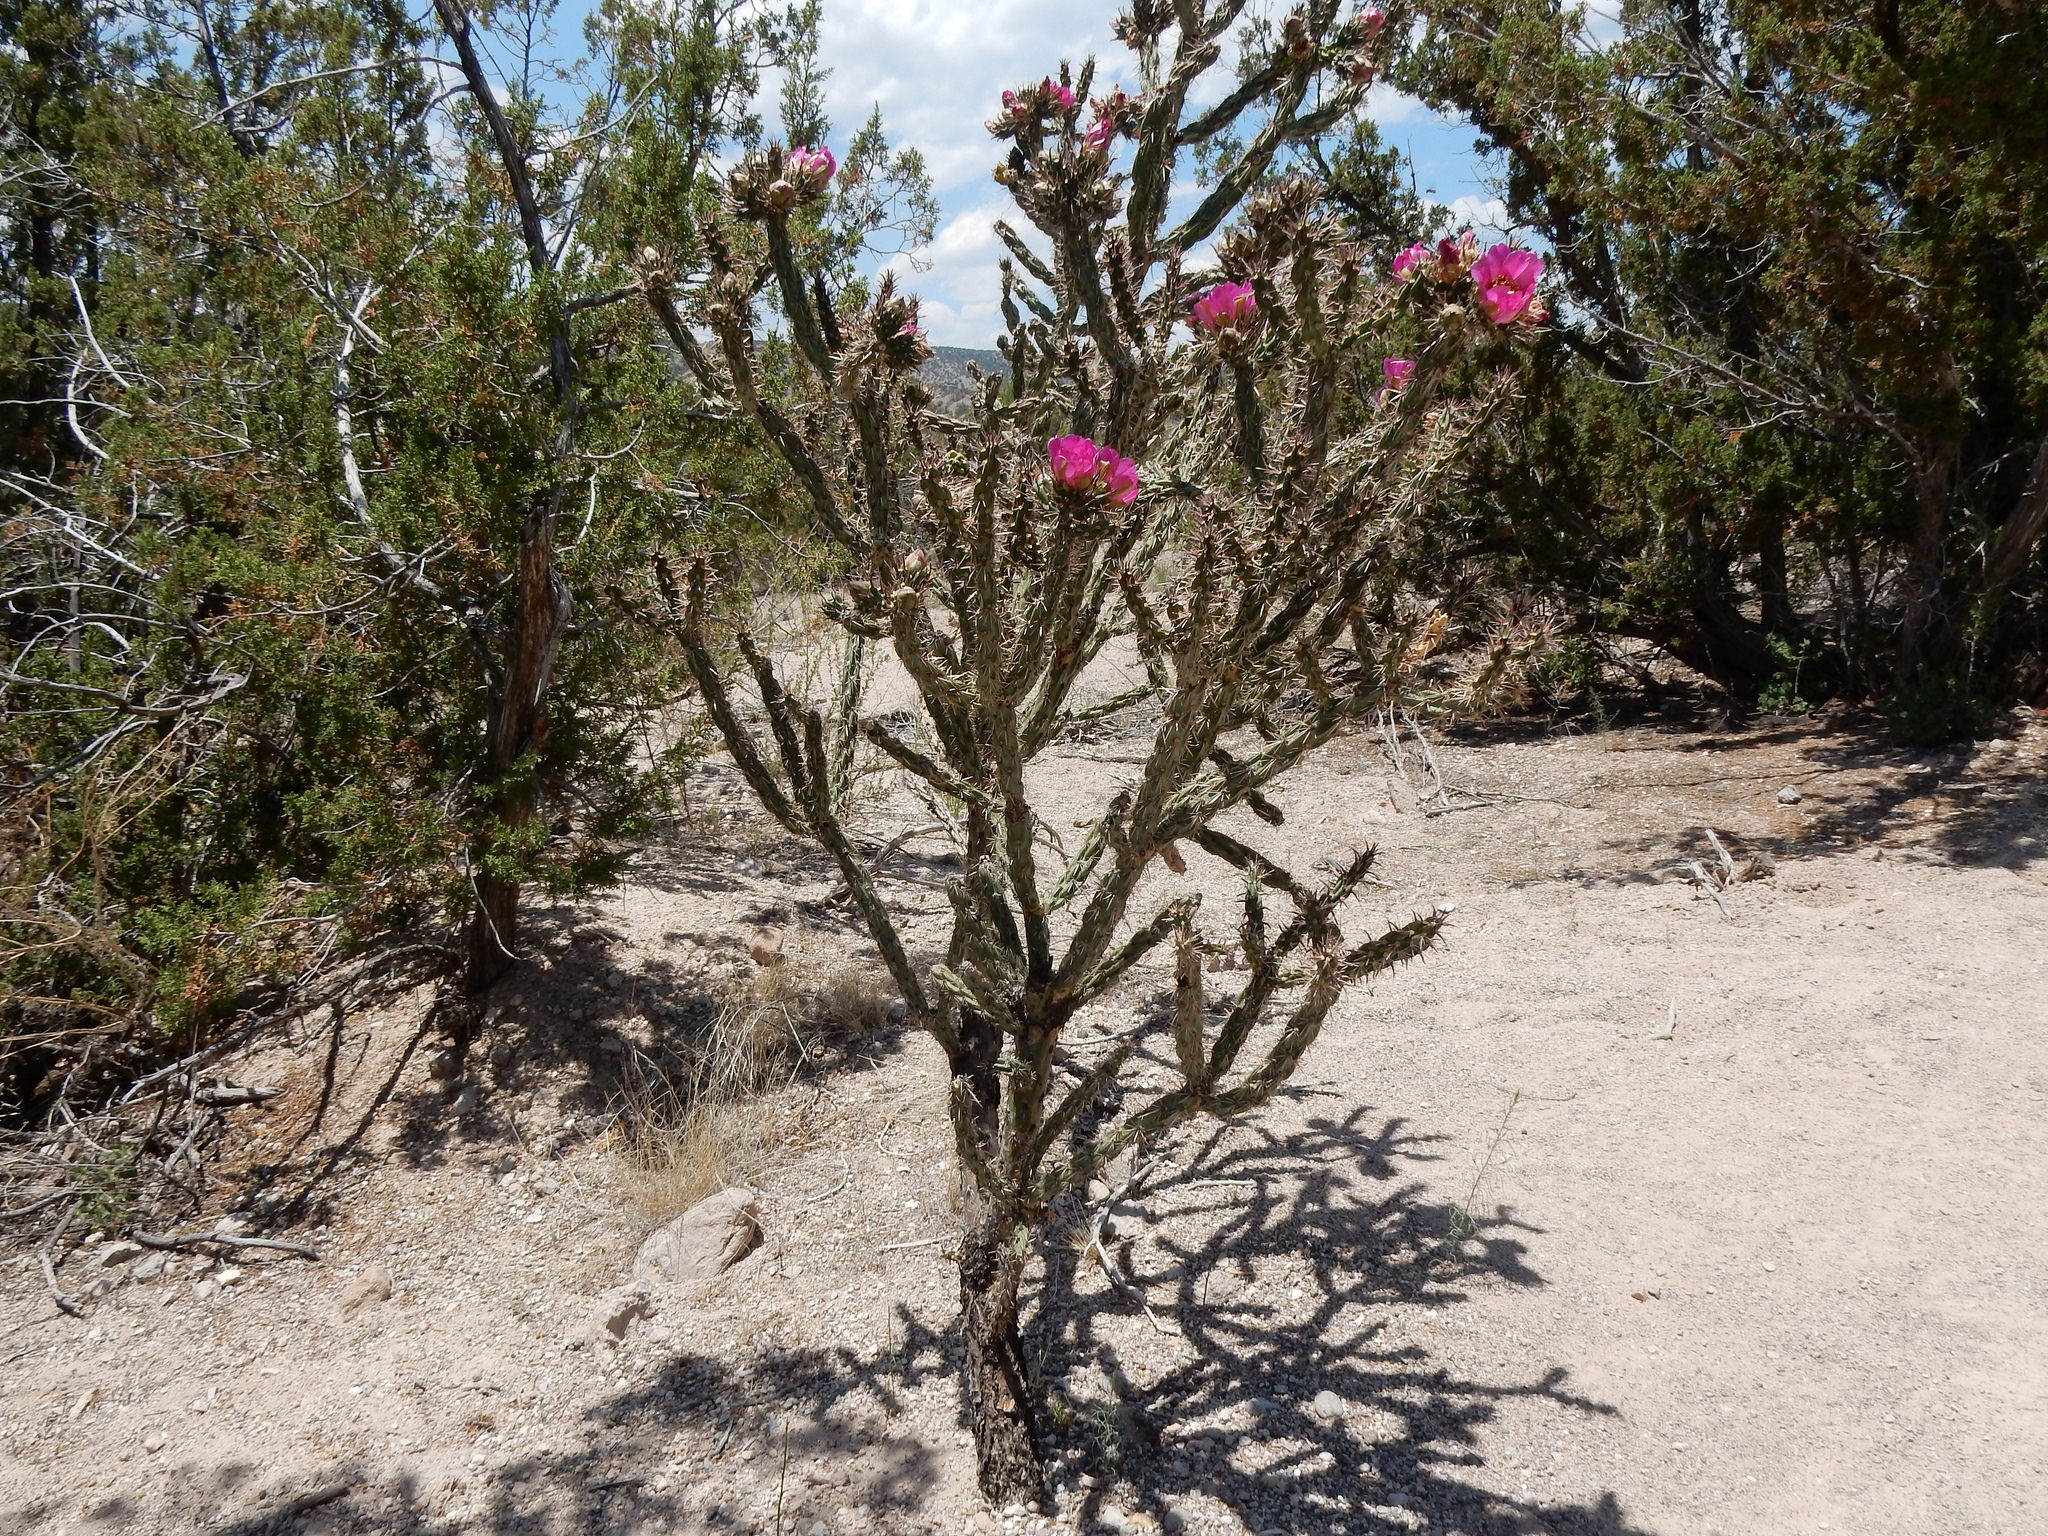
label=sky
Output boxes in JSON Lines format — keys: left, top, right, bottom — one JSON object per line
{"left": 539, "top": 0, "right": 1539, "bottom": 349}
{"left": 792, "top": 0, "right": 1508, "bottom": 347}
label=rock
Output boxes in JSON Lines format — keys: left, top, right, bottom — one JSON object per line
{"left": 748, "top": 926, "right": 785, "bottom": 967}
{"left": 1247, "top": 1397, "right": 1282, "bottom": 1419}
{"left": 1310, "top": 1389, "right": 1345, "bottom": 1422}
{"left": 97, "top": 1240, "right": 145, "bottom": 1268}
{"left": 1387, "top": 776, "right": 1419, "bottom": 815}
{"left": 337, "top": 1265, "right": 394, "bottom": 1318}
{"left": 580, "top": 1284, "right": 652, "bottom": 1347}
{"left": 489, "top": 1039, "right": 518, "bottom": 1070}
{"left": 1098, "top": 1504, "right": 1128, "bottom": 1531}
{"left": 427, "top": 1048, "right": 463, "bottom": 1080}
{"left": 1776, "top": 786, "right": 1803, "bottom": 805}
{"left": 1161, "top": 1510, "right": 1186, "bottom": 1534}
{"left": 142, "top": 1432, "right": 165, "bottom": 1454}
{"left": 452, "top": 1084, "right": 480, "bottom": 1117}
{"left": 216, "top": 1265, "right": 246, "bottom": 1288}
{"left": 633, "top": 1188, "right": 763, "bottom": 1290}
{"left": 132, "top": 1252, "right": 167, "bottom": 1282}
{"left": 1085, "top": 1180, "right": 1112, "bottom": 1203}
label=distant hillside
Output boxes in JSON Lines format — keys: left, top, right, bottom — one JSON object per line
{"left": 919, "top": 345, "right": 1007, "bottom": 414}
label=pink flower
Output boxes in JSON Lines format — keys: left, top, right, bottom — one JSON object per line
{"left": 1044, "top": 77, "right": 1077, "bottom": 111}
{"left": 1083, "top": 117, "right": 1115, "bottom": 156}
{"left": 1375, "top": 356, "right": 1415, "bottom": 408}
{"left": 1430, "top": 231, "right": 1475, "bottom": 282}
{"left": 786, "top": 144, "right": 835, "bottom": 189}
{"left": 1391, "top": 242, "right": 1429, "bottom": 283}
{"left": 1360, "top": 5, "right": 1387, "bottom": 34}
{"left": 1189, "top": 280, "right": 1257, "bottom": 333}
{"left": 1470, "top": 244, "right": 1545, "bottom": 324}
{"left": 1097, "top": 451, "right": 1139, "bottom": 505}
{"left": 1047, "top": 435, "right": 1139, "bottom": 505}
{"left": 1002, "top": 89, "right": 1019, "bottom": 114}
{"left": 1047, "top": 435, "right": 1101, "bottom": 492}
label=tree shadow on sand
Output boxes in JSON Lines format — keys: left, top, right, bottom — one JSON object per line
{"left": 189, "top": 1103, "right": 1644, "bottom": 1536}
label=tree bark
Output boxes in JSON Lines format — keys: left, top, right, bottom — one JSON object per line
{"left": 958, "top": 1206, "right": 1043, "bottom": 1505}
{"left": 1897, "top": 430, "right": 1960, "bottom": 683}
{"left": 436, "top": 0, "right": 580, "bottom": 997}
{"left": 1977, "top": 433, "right": 2048, "bottom": 636}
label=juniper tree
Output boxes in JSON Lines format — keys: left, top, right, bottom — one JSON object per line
{"left": 647, "top": 1, "right": 1545, "bottom": 1498}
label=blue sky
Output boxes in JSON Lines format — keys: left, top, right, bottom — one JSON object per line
{"left": 792, "top": 0, "right": 1508, "bottom": 346}
{"left": 540, "top": 1, "right": 1537, "bottom": 347}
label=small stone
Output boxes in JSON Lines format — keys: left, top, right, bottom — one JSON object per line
{"left": 1776, "top": 786, "right": 1803, "bottom": 805}
{"left": 633, "top": 1188, "right": 763, "bottom": 1291}
{"left": 1098, "top": 1504, "right": 1127, "bottom": 1531}
{"left": 584, "top": 1284, "right": 652, "bottom": 1346}
{"left": 1161, "top": 1511, "right": 1186, "bottom": 1534}
{"left": 1310, "top": 1390, "right": 1345, "bottom": 1422}
{"left": 748, "top": 926, "right": 785, "bottom": 967}
{"left": 426, "top": 1049, "right": 463, "bottom": 1080}
{"left": 142, "top": 1432, "right": 165, "bottom": 1454}
{"left": 1247, "top": 1397, "right": 1282, "bottom": 1419}
{"left": 191, "top": 1280, "right": 216, "bottom": 1302}
{"left": 337, "top": 1265, "right": 394, "bottom": 1318}
{"left": 489, "top": 1040, "right": 518, "bottom": 1070}
{"left": 453, "top": 1084, "right": 480, "bottom": 1117}
{"left": 132, "top": 1252, "right": 166, "bottom": 1282}
{"left": 216, "top": 1265, "right": 246, "bottom": 1287}
{"left": 97, "top": 1240, "right": 145, "bottom": 1268}
{"left": 1086, "top": 1180, "right": 1112, "bottom": 1203}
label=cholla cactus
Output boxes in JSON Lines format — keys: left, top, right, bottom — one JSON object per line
{"left": 644, "top": 1, "right": 1544, "bottom": 1500}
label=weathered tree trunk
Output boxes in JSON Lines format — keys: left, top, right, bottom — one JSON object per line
{"left": 463, "top": 515, "right": 572, "bottom": 995}
{"left": 958, "top": 1205, "right": 1043, "bottom": 1505}
{"left": 1897, "top": 440, "right": 1959, "bottom": 682}
{"left": 1976, "top": 433, "right": 2048, "bottom": 641}
{"left": 438, "top": 0, "right": 579, "bottom": 997}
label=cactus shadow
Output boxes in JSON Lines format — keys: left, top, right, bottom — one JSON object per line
{"left": 1027, "top": 1103, "right": 1648, "bottom": 1536}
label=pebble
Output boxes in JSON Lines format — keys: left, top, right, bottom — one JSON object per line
{"left": 132, "top": 1252, "right": 166, "bottom": 1282}
{"left": 1247, "top": 1397, "right": 1282, "bottom": 1418}
{"left": 1086, "top": 1180, "right": 1111, "bottom": 1203}
{"left": 97, "top": 1240, "right": 145, "bottom": 1268}
{"left": 1310, "top": 1389, "right": 1345, "bottom": 1422}
{"left": 1161, "top": 1511, "right": 1186, "bottom": 1534}
{"left": 142, "top": 1432, "right": 165, "bottom": 1454}
{"left": 337, "top": 1265, "right": 394, "bottom": 1318}
{"left": 1777, "top": 786, "right": 1803, "bottom": 805}
{"left": 1098, "top": 1503, "right": 1127, "bottom": 1531}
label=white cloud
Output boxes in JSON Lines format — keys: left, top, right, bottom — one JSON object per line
{"left": 1437, "top": 195, "right": 1513, "bottom": 243}
{"left": 773, "top": 0, "right": 1485, "bottom": 344}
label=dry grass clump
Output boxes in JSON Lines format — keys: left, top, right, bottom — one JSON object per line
{"left": 614, "top": 953, "right": 895, "bottom": 1219}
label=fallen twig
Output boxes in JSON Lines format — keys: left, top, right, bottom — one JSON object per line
{"left": 38, "top": 1202, "right": 83, "bottom": 1317}
{"left": 803, "top": 1152, "right": 850, "bottom": 1207}
{"left": 134, "top": 1229, "right": 322, "bottom": 1259}
{"left": 276, "top": 1482, "right": 350, "bottom": 1518}
{"left": 1082, "top": 1150, "right": 1178, "bottom": 1335}
{"left": 827, "top": 821, "right": 946, "bottom": 903}
{"left": 877, "top": 1235, "right": 948, "bottom": 1252}
{"left": 1, "top": 1189, "right": 76, "bottom": 1221}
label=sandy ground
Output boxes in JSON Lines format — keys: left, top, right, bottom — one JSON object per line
{"left": 3, "top": 699, "right": 2046, "bottom": 1536}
